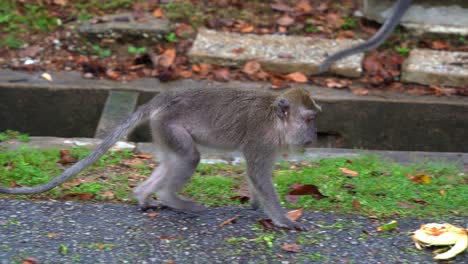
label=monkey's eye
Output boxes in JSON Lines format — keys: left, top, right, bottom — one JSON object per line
{"left": 303, "top": 111, "right": 316, "bottom": 122}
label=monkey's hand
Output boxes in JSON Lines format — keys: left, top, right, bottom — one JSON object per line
{"left": 273, "top": 217, "right": 308, "bottom": 231}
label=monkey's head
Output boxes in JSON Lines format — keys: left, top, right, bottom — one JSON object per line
{"left": 275, "top": 88, "right": 321, "bottom": 147}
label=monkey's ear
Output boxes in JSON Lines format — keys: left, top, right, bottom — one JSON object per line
{"left": 276, "top": 98, "right": 290, "bottom": 119}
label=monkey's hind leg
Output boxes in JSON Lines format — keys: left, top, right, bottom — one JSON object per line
{"left": 154, "top": 125, "right": 205, "bottom": 212}
{"left": 133, "top": 164, "right": 168, "bottom": 210}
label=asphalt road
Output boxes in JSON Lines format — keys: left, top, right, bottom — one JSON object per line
{"left": 0, "top": 199, "right": 466, "bottom": 264}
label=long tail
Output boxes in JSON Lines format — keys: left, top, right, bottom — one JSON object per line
{"left": 0, "top": 96, "right": 167, "bottom": 195}
{"left": 318, "top": 0, "right": 412, "bottom": 74}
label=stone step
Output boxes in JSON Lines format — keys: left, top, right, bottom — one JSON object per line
{"left": 363, "top": 0, "right": 468, "bottom": 36}
{"left": 78, "top": 12, "right": 171, "bottom": 45}
{"left": 94, "top": 90, "right": 139, "bottom": 139}
{"left": 402, "top": 48, "right": 468, "bottom": 87}
{"left": 188, "top": 28, "right": 364, "bottom": 78}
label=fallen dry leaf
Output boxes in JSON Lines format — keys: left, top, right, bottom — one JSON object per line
{"left": 352, "top": 199, "right": 361, "bottom": 208}
{"left": 295, "top": 0, "right": 313, "bottom": 13}
{"left": 281, "top": 243, "right": 301, "bottom": 253}
{"left": 240, "top": 25, "right": 254, "bottom": 33}
{"left": 325, "top": 79, "right": 349, "bottom": 89}
{"left": 288, "top": 184, "right": 327, "bottom": 200}
{"left": 62, "top": 193, "right": 94, "bottom": 201}
{"left": 258, "top": 218, "right": 275, "bottom": 230}
{"left": 158, "top": 48, "right": 176, "bottom": 67}
{"left": 286, "top": 208, "right": 304, "bottom": 221}
{"left": 100, "top": 190, "right": 115, "bottom": 200}
{"left": 286, "top": 72, "right": 308, "bottom": 83}
{"left": 242, "top": 61, "right": 261, "bottom": 75}
{"left": 219, "top": 216, "right": 238, "bottom": 227}
{"left": 152, "top": 8, "right": 165, "bottom": 18}
{"left": 106, "top": 69, "right": 120, "bottom": 80}
{"left": 431, "top": 41, "right": 449, "bottom": 50}
{"left": 276, "top": 15, "right": 295, "bottom": 26}
{"left": 147, "top": 212, "right": 160, "bottom": 218}
{"left": 134, "top": 154, "right": 154, "bottom": 159}
{"left": 53, "top": 0, "right": 67, "bottom": 6}
{"left": 47, "top": 233, "right": 60, "bottom": 238}
{"left": 231, "top": 47, "right": 246, "bottom": 54}
{"left": 270, "top": 3, "right": 293, "bottom": 12}
{"left": 406, "top": 173, "right": 432, "bottom": 184}
{"left": 59, "top": 149, "right": 77, "bottom": 165}
{"left": 326, "top": 13, "right": 344, "bottom": 28}
{"left": 351, "top": 88, "right": 369, "bottom": 96}
{"left": 230, "top": 195, "right": 250, "bottom": 204}
{"left": 213, "top": 68, "right": 230, "bottom": 82}
{"left": 22, "top": 258, "right": 40, "bottom": 264}
{"left": 41, "top": 72, "right": 53, "bottom": 82}
{"left": 340, "top": 167, "right": 359, "bottom": 177}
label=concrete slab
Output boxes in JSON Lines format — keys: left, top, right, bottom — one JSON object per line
{"left": 363, "top": 0, "right": 468, "bottom": 36}
{"left": 0, "top": 70, "right": 467, "bottom": 152}
{"left": 94, "top": 90, "right": 139, "bottom": 139}
{"left": 402, "top": 48, "right": 468, "bottom": 87}
{"left": 188, "top": 28, "right": 364, "bottom": 78}
{"left": 78, "top": 12, "right": 171, "bottom": 44}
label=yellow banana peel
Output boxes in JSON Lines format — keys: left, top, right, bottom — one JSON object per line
{"left": 411, "top": 223, "right": 468, "bottom": 260}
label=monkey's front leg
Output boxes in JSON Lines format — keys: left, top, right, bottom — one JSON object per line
{"left": 245, "top": 151, "right": 307, "bottom": 231}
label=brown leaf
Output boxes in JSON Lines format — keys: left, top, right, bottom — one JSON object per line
{"left": 240, "top": 25, "right": 254, "bottom": 33}
{"left": 100, "top": 190, "right": 115, "bottom": 200}
{"left": 22, "top": 258, "right": 40, "bottom": 264}
{"left": 276, "top": 15, "right": 295, "bottom": 26}
{"left": 326, "top": 13, "right": 344, "bottom": 28}
{"left": 270, "top": 3, "right": 293, "bottom": 12}
{"left": 177, "top": 70, "right": 192, "bottom": 78}
{"left": 47, "top": 233, "right": 60, "bottom": 238}
{"left": 352, "top": 199, "right": 361, "bottom": 208}
{"left": 147, "top": 212, "right": 160, "bottom": 218}
{"left": 286, "top": 208, "right": 303, "bottom": 221}
{"left": 397, "top": 201, "right": 416, "bottom": 209}
{"left": 62, "top": 193, "right": 94, "bottom": 201}
{"left": 325, "top": 79, "right": 349, "bottom": 89}
{"left": 281, "top": 243, "right": 301, "bottom": 253}
{"left": 351, "top": 88, "right": 369, "bottom": 96}
{"left": 409, "top": 198, "right": 428, "bottom": 205}
{"left": 337, "top": 30, "right": 355, "bottom": 39}
{"left": 363, "top": 56, "right": 384, "bottom": 74}
{"left": 152, "top": 8, "right": 165, "bottom": 18}
{"left": 285, "top": 72, "right": 308, "bottom": 83}
{"left": 175, "top": 23, "right": 194, "bottom": 37}
{"left": 53, "top": 0, "right": 67, "bottom": 6}
{"left": 134, "top": 154, "right": 154, "bottom": 159}
{"left": 158, "top": 48, "right": 176, "bottom": 67}
{"left": 219, "top": 216, "right": 238, "bottom": 227}
{"left": 120, "top": 158, "right": 144, "bottom": 168}
{"left": 431, "top": 41, "right": 449, "bottom": 50}
{"left": 106, "top": 69, "right": 120, "bottom": 80}
{"left": 193, "top": 63, "right": 212, "bottom": 77}
{"left": 340, "top": 167, "right": 359, "bottom": 177}
{"left": 406, "top": 173, "right": 432, "bottom": 184}
{"left": 231, "top": 47, "right": 246, "bottom": 54}
{"left": 59, "top": 149, "right": 77, "bottom": 165}
{"left": 295, "top": 1, "right": 313, "bottom": 13}
{"left": 213, "top": 68, "right": 230, "bottom": 82}
{"left": 242, "top": 61, "right": 261, "bottom": 75}
{"left": 288, "top": 184, "right": 327, "bottom": 199}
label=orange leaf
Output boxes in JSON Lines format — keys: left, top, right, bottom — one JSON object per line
{"left": 286, "top": 72, "right": 308, "bottom": 83}
{"left": 281, "top": 243, "right": 301, "bottom": 253}
{"left": 340, "top": 167, "right": 359, "bottom": 177}
{"left": 213, "top": 68, "right": 230, "bottom": 82}
{"left": 152, "top": 8, "right": 165, "bottom": 18}
{"left": 286, "top": 208, "right": 304, "bottom": 221}
{"left": 431, "top": 41, "right": 449, "bottom": 50}
{"left": 158, "top": 48, "right": 176, "bottom": 67}
{"left": 22, "top": 258, "right": 40, "bottom": 264}
{"left": 147, "top": 212, "right": 160, "bottom": 218}
{"left": 352, "top": 199, "right": 361, "bottom": 208}
{"left": 62, "top": 193, "right": 94, "bottom": 201}
{"left": 288, "top": 184, "right": 327, "bottom": 199}
{"left": 134, "top": 154, "right": 154, "bottom": 159}
{"left": 242, "top": 61, "right": 261, "bottom": 75}
{"left": 406, "top": 173, "right": 432, "bottom": 184}
{"left": 219, "top": 216, "right": 238, "bottom": 227}
{"left": 241, "top": 25, "right": 254, "bottom": 33}
{"left": 276, "top": 15, "right": 295, "bottom": 26}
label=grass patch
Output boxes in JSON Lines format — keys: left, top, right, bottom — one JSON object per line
{"left": 0, "top": 146, "right": 465, "bottom": 218}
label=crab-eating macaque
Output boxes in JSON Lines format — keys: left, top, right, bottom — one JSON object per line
{"left": 318, "top": 0, "right": 412, "bottom": 74}
{"left": 0, "top": 87, "right": 321, "bottom": 230}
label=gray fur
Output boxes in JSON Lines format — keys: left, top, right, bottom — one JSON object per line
{"left": 0, "top": 87, "right": 319, "bottom": 230}
{"left": 318, "top": 0, "right": 412, "bottom": 74}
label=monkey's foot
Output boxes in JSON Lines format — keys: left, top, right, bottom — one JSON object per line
{"left": 161, "top": 197, "right": 207, "bottom": 212}
{"left": 273, "top": 218, "right": 308, "bottom": 231}
{"left": 138, "top": 198, "right": 165, "bottom": 211}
